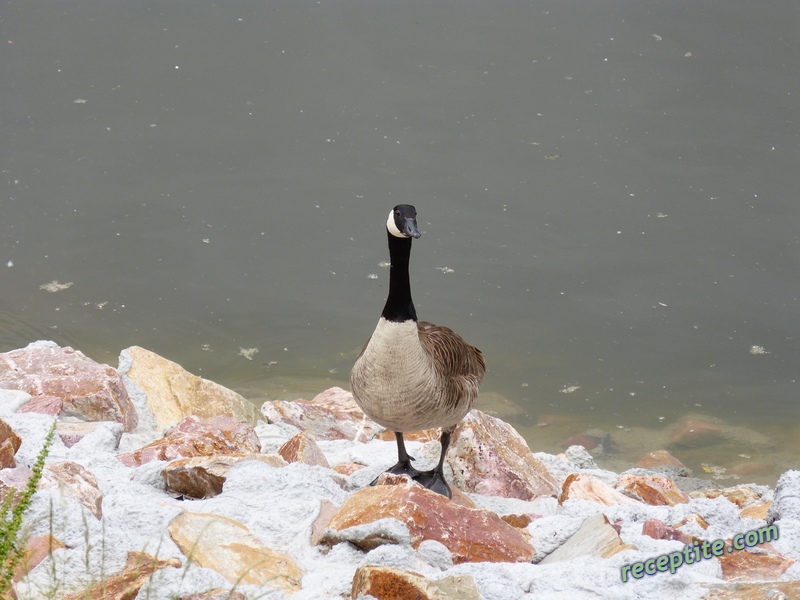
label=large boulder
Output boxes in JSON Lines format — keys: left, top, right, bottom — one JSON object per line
{"left": 120, "top": 346, "right": 258, "bottom": 430}
{"left": 0, "top": 343, "right": 137, "bottom": 431}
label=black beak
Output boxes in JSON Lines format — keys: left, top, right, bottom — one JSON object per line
{"left": 404, "top": 218, "right": 421, "bottom": 239}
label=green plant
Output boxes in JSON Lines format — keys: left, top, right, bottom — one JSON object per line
{"left": 0, "top": 421, "right": 57, "bottom": 596}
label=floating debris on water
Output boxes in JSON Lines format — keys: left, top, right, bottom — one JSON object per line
{"left": 378, "top": 261, "right": 390, "bottom": 268}
{"left": 559, "top": 385, "right": 581, "bottom": 394}
{"left": 749, "top": 345, "right": 770, "bottom": 355}
{"left": 40, "top": 281, "right": 73, "bottom": 292}
{"left": 238, "top": 347, "right": 259, "bottom": 360}
{"left": 436, "top": 266, "right": 455, "bottom": 274}
{"left": 366, "top": 273, "right": 378, "bottom": 279}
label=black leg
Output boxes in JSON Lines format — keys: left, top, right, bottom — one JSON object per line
{"left": 412, "top": 431, "right": 452, "bottom": 499}
{"left": 370, "top": 432, "right": 421, "bottom": 485}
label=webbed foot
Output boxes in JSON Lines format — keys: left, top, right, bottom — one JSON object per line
{"left": 413, "top": 469, "right": 452, "bottom": 499}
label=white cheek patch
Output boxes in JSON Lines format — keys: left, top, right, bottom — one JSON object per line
{"left": 386, "top": 210, "right": 406, "bottom": 238}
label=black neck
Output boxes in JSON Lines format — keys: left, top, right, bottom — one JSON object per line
{"left": 381, "top": 232, "right": 417, "bottom": 322}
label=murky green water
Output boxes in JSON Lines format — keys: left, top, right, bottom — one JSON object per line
{"left": 2, "top": 1, "right": 799, "bottom": 485}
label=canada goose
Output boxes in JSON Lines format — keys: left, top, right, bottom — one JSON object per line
{"left": 350, "top": 204, "right": 485, "bottom": 498}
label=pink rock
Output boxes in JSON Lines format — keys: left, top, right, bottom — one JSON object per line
{"left": 40, "top": 461, "right": 103, "bottom": 519}
{"left": 0, "top": 345, "right": 137, "bottom": 432}
{"left": 277, "top": 433, "right": 330, "bottom": 468}
{"left": 16, "top": 395, "right": 64, "bottom": 416}
{"left": 56, "top": 421, "right": 121, "bottom": 449}
{"left": 116, "top": 416, "right": 260, "bottom": 467}
{"left": 320, "top": 484, "right": 537, "bottom": 564}
{"left": 13, "top": 535, "right": 67, "bottom": 585}
{"left": 718, "top": 541, "right": 795, "bottom": 582}
{"left": 447, "top": 410, "right": 559, "bottom": 501}
{"left": 260, "top": 387, "right": 381, "bottom": 442}
{"left": 641, "top": 518, "right": 696, "bottom": 545}
{"left": 0, "top": 418, "right": 21, "bottom": 469}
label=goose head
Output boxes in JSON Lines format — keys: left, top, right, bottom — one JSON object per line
{"left": 386, "top": 204, "right": 421, "bottom": 239}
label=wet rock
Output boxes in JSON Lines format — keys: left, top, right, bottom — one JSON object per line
{"left": 447, "top": 409, "right": 559, "bottom": 500}
{"left": 614, "top": 474, "right": 690, "bottom": 506}
{"left": 669, "top": 417, "right": 723, "bottom": 448}
{"left": 278, "top": 432, "right": 330, "bottom": 468}
{"left": 0, "top": 343, "right": 137, "bottom": 431}
{"left": 0, "top": 417, "right": 21, "bottom": 468}
{"left": 56, "top": 420, "right": 122, "bottom": 449}
{"left": 40, "top": 461, "right": 103, "bottom": 519}
{"left": 319, "top": 483, "right": 536, "bottom": 563}
{"left": 635, "top": 449, "right": 687, "bottom": 470}
{"left": 562, "top": 429, "right": 611, "bottom": 454}
{"left": 539, "top": 513, "right": 637, "bottom": 564}
{"left": 352, "top": 565, "right": 482, "bottom": 600}
{"left": 767, "top": 470, "right": 800, "bottom": 526}
{"left": 120, "top": 346, "right": 258, "bottom": 430}
{"left": 62, "top": 551, "right": 181, "bottom": 600}
{"left": 116, "top": 415, "right": 260, "bottom": 467}
{"left": 168, "top": 511, "right": 302, "bottom": 594}
{"left": 726, "top": 461, "right": 773, "bottom": 477}
{"left": 162, "top": 453, "right": 287, "bottom": 499}
{"left": 559, "top": 473, "right": 638, "bottom": 506}
{"left": 260, "top": 386, "right": 381, "bottom": 442}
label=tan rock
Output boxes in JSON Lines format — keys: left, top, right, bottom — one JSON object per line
{"left": 562, "top": 429, "right": 610, "bottom": 453}
{"left": 122, "top": 346, "right": 258, "bottom": 430}
{"left": 559, "top": 473, "right": 638, "bottom": 506}
{"left": 168, "top": 511, "right": 302, "bottom": 594}
{"left": 0, "top": 344, "right": 137, "bottom": 431}
{"left": 0, "top": 418, "right": 21, "bottom": 469}
{"left": 373, "top": 472, "right": 476, "bottom": 508}
{"left": 162, "top": 453, "right": 287, "bottom": 499}
{"left": 278, "top": 432, "right": 330, "bottom": 468}
{"left": 539, "top": 513, "right": 637, "bottom": 564}
{"left": 635, "top": 449, "right": 687, "bottom": 469}
{"left": 40, "top": 461, "right": 103, "bottom": 519}
{"left": 62, "top": 551, "right": 180, "bottom": 600}
{"left": 688, "top": 486, "right": 764, "bottom": 508}
{"left": 447, "top": 410, "right": 559, "bottom": 500}
{"left": 718, "top": 541, "right": 795, "bottom": 582}
{"left": 673, "top": 513, "right": 710, "bottom": 530}
{"left": 260, "top": 386, "right": 381, "bottom": 442}
{"left": 333, "top": 462, "right": 366, "bottom": 475}
{"left": 739, "top": 502, "right": 771, "bottom": 521}
{"left": 700, "top": 581, "right": 800, "bottom": 600}
{"left": 669, "top": 417, "right": 722, "bottom": 447}
{"left": 116, "top": 415, "right": 260, "bottom": 467}
{"left": 352, "top": 565, "right": 482, "bottom": 600}
{"left": 614, "top": 474, "right": 690, "bottom": 506}
{"left": 501, "top": 514, "right": 535, "bottom": 529}
{"left": 320, "top": 484, "right": 536, "bottom": 564}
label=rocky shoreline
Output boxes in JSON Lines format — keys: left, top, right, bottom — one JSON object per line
{"left": 1, "top": 341, "right": 798, "bottom": 599}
